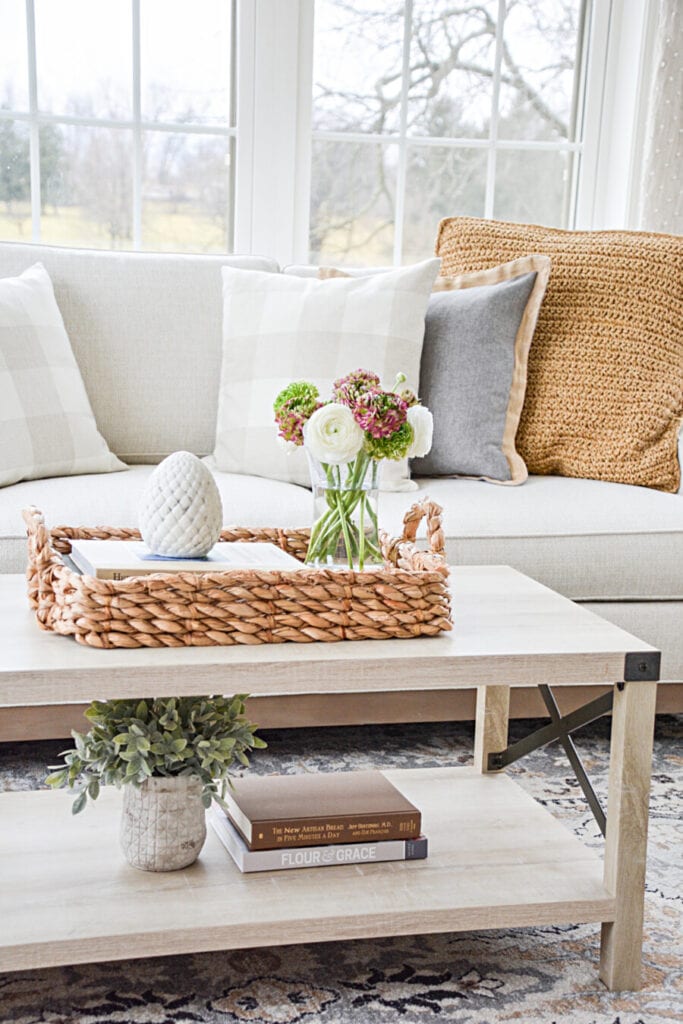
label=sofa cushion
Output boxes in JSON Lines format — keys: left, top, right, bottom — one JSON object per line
{"left": 436, "top": 217, "right": 683, "bottom": 493}
{"left": 0, "top": 243, "right": 279, "bottom": 464}
{"left": 1, "top": 468, "right": 681, "bottom": 601}
{"left": 413, "top": 258, "right": 551, "bottom": 484}
{"left": 317, "top": 258, "right": 552, "bottom": 486}
{"left": 208, "top": 259, "right": 440, "bottom": 490}
{"left": 1, "top": 264, "right": 124, "bottom": 487}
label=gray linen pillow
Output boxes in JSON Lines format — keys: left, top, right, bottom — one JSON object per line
{"left": 412, "top": 256, "right": 550, "bottom": 484}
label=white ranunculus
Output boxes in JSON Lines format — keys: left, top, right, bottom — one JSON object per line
{"left": 407, "top": 404, "right": 434, "bottom": 458}
{"left": 304, "top": 403, "right": 364, "bottom": 464}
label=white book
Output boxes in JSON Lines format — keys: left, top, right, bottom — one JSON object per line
{"left": 209, "top": 806, "right": 428, "bottom": 873}
{"left": 67, "top": 539, "right": 303, "bottom": 580}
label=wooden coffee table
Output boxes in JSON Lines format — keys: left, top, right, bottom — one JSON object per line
{"left": 0, "top": 566, "right": 660, "bottom": 990}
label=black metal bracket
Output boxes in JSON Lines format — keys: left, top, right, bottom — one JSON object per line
{"left": 624, "top": 651, "right": 661, "bottom": 682}
{"left": 487, "top": 686, "right": 615, "bottom": 836}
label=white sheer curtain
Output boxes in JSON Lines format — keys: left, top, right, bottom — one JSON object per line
{"left": 638, "top": 0, "right": 683, "bottom": 234}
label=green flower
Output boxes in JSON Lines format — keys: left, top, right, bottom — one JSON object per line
{"left": 364, "top": 421, "right": 414, "bottom": 460}
{"left": 273, "top": 381, "right": 319, "bottom": 415}
{"left": 274, "top": 382, "right": 322, "bottom": 446}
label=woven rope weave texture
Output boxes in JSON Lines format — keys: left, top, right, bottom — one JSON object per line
{"left": 436, "top": 217, "right": 683, "bottom": 493}
{"left": 23, "top": 504, "right": 451, "bottom": 649}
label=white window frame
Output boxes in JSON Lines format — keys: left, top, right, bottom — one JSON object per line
{"left": 575, "top": 0, "right": 654, "bottom": 230}
{"left": 233, "top": 0, "right": 314, "bottom": 264}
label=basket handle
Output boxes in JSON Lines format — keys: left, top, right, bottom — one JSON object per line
{"left": 401, "top": 499, "right": 445, "bottom": 555}
{"left": 22, "top": 506, "right": 51, "bottom": 561}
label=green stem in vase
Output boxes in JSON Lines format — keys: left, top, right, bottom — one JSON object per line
{"left": 358, "top": 489, "right": 367, "bottom": 571}
{"left": 335, "top": 491, "right": 355, "bottom": 569}
{"left": 305, "top": 451, "right": 381, "bottom": 569}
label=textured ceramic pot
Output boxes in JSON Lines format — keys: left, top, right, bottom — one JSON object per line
{"left": 120, "top": 776, "right": 207, "bottom": 871}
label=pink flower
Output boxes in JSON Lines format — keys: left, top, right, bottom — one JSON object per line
{"left": 275, "top": 397, "right": 323, "bottom": 445}
{"left": 333, "top": 369, "right": 381, "bottom": 408}
{"left": 353, "top": 389, "right": 408, "bottom": 439}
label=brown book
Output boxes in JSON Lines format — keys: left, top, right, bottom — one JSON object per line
{"left": 223, "top": 770, "right": 421, "bottom": 851}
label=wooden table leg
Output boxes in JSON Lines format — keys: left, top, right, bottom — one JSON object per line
{"left": 474, "top": 685, "right": 510, "bottom": 772}
{"left": 599, "top": 680, "right": 657, "bottom": 990}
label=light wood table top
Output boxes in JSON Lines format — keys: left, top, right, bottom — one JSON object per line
{"left": 0, "top": 566, "right": 657, "bottom": 706}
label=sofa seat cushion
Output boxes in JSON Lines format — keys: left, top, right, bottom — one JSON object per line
{"left": 0, "top": 466, "right": 313, "bottom": 574}
{"left": 379, "top": 475, "right": 683, "bottom": 601}
{"left": 0, "top": 468, "right": 680, "bottom": 602}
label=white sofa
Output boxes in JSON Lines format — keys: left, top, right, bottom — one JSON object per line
{"left": 1, "top": 241, "right": 681, "bottom": 736}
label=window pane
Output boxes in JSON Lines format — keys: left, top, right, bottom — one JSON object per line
{"left": 141, "top": 0, "right": 233, "bottom": 127}
{"left": 0, "top": 0, "right": 29, "bottom": 111}
{"left": 498, "top": 0, "right": 583, "bottom": 141}
{"left": 494, "top": 148, "right": 573, "bottom": 227}
{"left": 142, "top": 131, "right": 232, "bottom": 252}
{"left": 35, "top": 0, "right": 132, "bottom": 119}
{"left": 41, "top": 125, "right": 133, "bottom": 248}
{"left": 407, "top": 0, "right": 498, "bottom": 139}
{"left": 0, "top": 119, "right": 30, "bottom": 240}
{"left": 402, "top": 146, "right": 487, "bottom": 264}
{"left": 313, "top": 1, "right": 405, "bottom": 134}
{"left": 310, "top": 140, "right": 396, "bottom": 266}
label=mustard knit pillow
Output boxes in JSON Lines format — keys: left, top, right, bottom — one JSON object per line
{"left": 436, "top": 217, "right": 683, "bottom": 492}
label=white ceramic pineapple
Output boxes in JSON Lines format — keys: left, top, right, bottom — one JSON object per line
{"left": 138, "top": 451, "right": 223, "bottom": 557}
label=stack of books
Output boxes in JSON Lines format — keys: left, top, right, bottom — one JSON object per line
{"left": 209, "top": 770, "right": 428, "bottom": 873}
{"left": 66, "top": 539, "right": 303, "bottom": 580}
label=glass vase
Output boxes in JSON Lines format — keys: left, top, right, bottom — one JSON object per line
{"left": 305, "top": 452, "right": 383, "bottom": 570}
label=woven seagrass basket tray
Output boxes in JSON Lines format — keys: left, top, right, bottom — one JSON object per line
{"left": 23, "top": 501, "right": 452, "bottom": 649}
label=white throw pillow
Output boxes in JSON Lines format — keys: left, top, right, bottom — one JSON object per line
{"left": 0, "top": 263, "right": 125, "bottom": 487}
{"left": 207, "top": 258, "right": 441, "bottom": 489}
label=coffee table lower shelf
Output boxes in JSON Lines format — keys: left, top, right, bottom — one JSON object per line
{"left": 1, "top": 767, "right": 614, "bottom": 973}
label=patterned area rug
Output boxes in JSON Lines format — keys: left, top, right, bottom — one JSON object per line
{"left": 1, "top": 715, "right": 681, "bottom": 1024}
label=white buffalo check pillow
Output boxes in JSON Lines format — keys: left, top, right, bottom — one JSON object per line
{"left": 208, "top": 258, "right": 441, "bottom": 489}
{"left": 0, "top": 263, "right": 124, "bottom": 487}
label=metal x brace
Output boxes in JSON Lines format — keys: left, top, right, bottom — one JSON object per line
{"left": 487, "top": 685, "right": 615, "bottom": 836}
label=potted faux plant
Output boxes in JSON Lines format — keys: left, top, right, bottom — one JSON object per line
{"left": 46, "top": 695, "right": 266, "bottom": 872}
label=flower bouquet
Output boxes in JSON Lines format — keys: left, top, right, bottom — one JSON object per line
{"left": 274, "top": 369, "right": 433, "bottom": 570}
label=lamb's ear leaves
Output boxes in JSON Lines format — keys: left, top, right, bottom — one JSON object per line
{"left": 72, "top": 791, "right": 87, "bottom": 815}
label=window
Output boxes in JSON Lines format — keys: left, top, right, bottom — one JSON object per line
{"left": 310, "top": 0, "right": 590, "bottom": 266}
{"left": 0, "top": 0, "right": 235, "bottom": 252}
{"left": 0, "top": 1, "right": 649, "bottom": 263}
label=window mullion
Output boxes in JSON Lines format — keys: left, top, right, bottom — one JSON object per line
{"left": 239, "top": 0, "right": 313, "bottom": 265}
{"left": 233, "top": 0, "right": 257, "bottom": 253}
{"left": 132, "top": 0, "right": 142, "bottom": 249}
{"left": 392, "top": 0, "right": 414, "bottom": 267}
{"left": 484, "top": 0, "right": 506, "bottom": 220}
{"left": 25, "top": 0, "right": 40, "bottom": 242}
